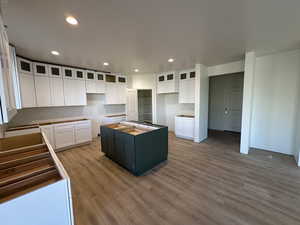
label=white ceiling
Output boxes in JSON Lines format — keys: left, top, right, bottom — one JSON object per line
{"left": 2, "top": 0, "right": 300, "bottom": 73}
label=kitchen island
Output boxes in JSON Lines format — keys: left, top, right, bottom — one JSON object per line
{"left": 100, "top": 121, "right": 168, "bottom": 176}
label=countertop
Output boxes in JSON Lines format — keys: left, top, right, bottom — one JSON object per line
{"left": 104, "top": 114, "right": 126, "bottom": 118}
{"left": 176, "top": 115, "right": 195, "bottom": 118}
{"left": 6, "top": 118, "right": 89, "bottom": 131}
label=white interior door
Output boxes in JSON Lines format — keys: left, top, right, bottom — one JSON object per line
{"left": 223, "top": 74, "right": 244, "bottom": 132}
{"left": 209, "top": 73, "right": 244, "bottom": 132}
{"left": 126, "top": 89, "right": 138, "bottom": 121}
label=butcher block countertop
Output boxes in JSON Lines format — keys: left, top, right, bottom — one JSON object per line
{"left": 104, "top": 114, "right": 126, "bottom": 118}
{"left": 6, "top": 118, "right": 89, "bottom": 131}
{"left": 176, "top": 115, "right": 195, "bottom": 118}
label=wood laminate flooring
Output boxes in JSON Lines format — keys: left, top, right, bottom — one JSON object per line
{"left": 58, "top": 131, "right": 300, "bottom": 225}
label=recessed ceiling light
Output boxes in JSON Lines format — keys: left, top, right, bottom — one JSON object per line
{"left": 103, "top": 62, "right": 109, "bottom": 66}
{"left": 51, "top": 50, "right": 60, "bottom": 56}
{"left": 134, "top": 69, "right": 139, "bottom": 72}
{"left": 168, "top": 58, "right": 174, "bottom": 63}
{"left": 66, "top": 16, "right": 78, "bottom": 25}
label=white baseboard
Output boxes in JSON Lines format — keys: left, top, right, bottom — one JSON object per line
{"left": 175, "top": 134, "right": 194, "bottom": 140}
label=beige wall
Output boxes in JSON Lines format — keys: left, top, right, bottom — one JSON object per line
{"left": 250, "top": 49, "right": 300, "bottom": 155}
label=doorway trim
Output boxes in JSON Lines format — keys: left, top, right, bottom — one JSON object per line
{"left": 194, "top": 54, "right": 255, "bottom": 155}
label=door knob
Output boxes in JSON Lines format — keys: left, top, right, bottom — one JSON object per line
{"left": 225, "top": 108, "right": 228, "bottom": 114}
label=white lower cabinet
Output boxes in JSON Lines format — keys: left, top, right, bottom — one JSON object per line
{"left": 50, "top": 77, "right": 65, "bottom": 106}
{"left": 54, "top": 123, "right": 76, "bottom": 149}
{"left": 75, "top": 120, "right": 92, "bottom": 144}
{"left": 175, "top": 115, "right": 195, "bottom": 140}
{"left": 19, "top": 73, "right": 36, "bottom": 108}
{"left": 52, "top": 120, "right": 92, "bottom": 150}
{"left": 34, "top": 76, "right": 51, "bottom": 107}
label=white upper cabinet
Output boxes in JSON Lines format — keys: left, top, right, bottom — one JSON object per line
{"left": 17, "top": 57, "right": 33, "bottom": 74}
{"left": 33, "top": 63, "right": 51, "bottom": 107}
{"left": 179, "top": 70, "right": 195, "bottom": 104}
{"left": 17, "top": 57, "right": 37, "bottom": 108}
{"left": 50, "top": 77, "right": 65, "bottom": 106}
{"left": 157, "top": 71, "right": 179, "bottom": 94}
{"left": 49, "top": 65, "right": 62, "bottom": 78}
{"left": 74, "top": 69, "right": 85, "bottom": 80}
{"left": 19, "top": 71, "right": 36, "bottom": 108}
{"left": 62, "top": 67, "right": 74, "bottom": 79}
{"left": 85, "top": 70, "right": 96, "bottom": 93}
{"left": 34, "top": 76, "right": 51, "bottom": 107}
{"left": 64, "top": 79, "right": 86, "bottom": 106}
{"left": 33, "top": 62, "right": 49, "bottom": 76}
{"left": 117, "top": 76, "right": 127, "bottom": 104}
{"left": 105, "top": 74, "right": 127, "bottom": 104}
{"left": 95, "top": 72, "right": 105, "bottom": 93}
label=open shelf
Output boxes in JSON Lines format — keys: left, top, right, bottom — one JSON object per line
{"left": 0, "top": 133, "right": 62, "bottom": 204}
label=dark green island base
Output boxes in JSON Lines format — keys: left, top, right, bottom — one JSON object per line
{"left": 100, "top": 121, "right": 168, "bottom": 176}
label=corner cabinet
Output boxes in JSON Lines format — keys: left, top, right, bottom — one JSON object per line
{"left": 157, "top": 71, "right": 179, "bottom": 94}
{"left": 105, "top": 74, "right": 127, "bottom": 104}
{"left": 179, "top": 70, "right": 195, "bottom": 103}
